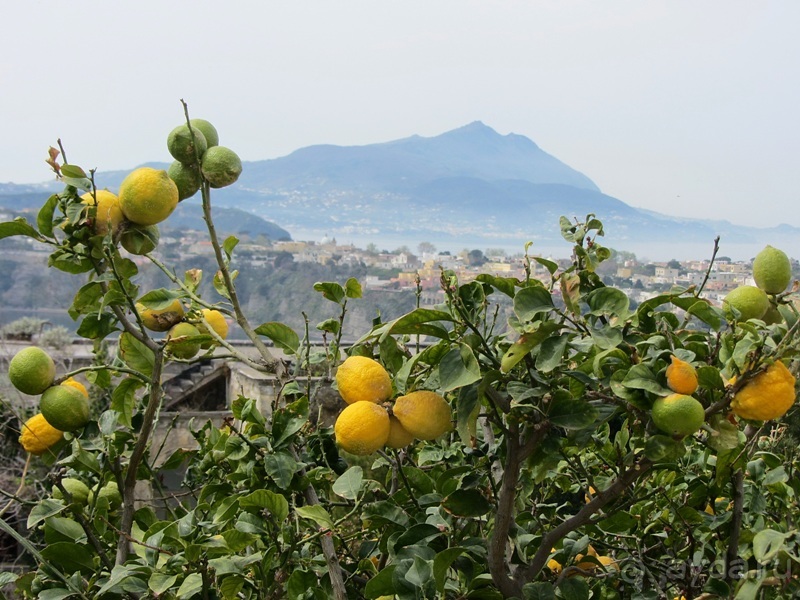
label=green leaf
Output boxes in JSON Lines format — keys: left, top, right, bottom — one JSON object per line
{"left": 433, "top": 547, "right": 467, "bottom": 593}
{"left": 687, "top": 300, "right": 726, "bottom": 330}
{"left": 313, "top": 281, "right": 345, "bottom": 304}
{"left": 36, "top": 589, "right": 75, "bottom": 600}
{"left": 76, "top": 311, "right": 119, "bottom": 340}
{"left": 752, "top": 529, "right": 791, "bottom": 563}
{"left": 264, "top": 452, "right": 300, "bottom": 489}
{"left": 644, "top": 435, "right": 686, "bottom": 462}
{"left": 364, "top": 566, "right": 397, "bottom": 598}
{"left": 405, "top": 556, "right": 434, "bottom": 589}
{"left": 457, "top": 385, "right": 480, "bottom": 445}
{"left": 547, "top": 392, "right": 598, "bottom": 430}
{"left": 61, "top": 164, "right": 87, "bottom": 178}
{"left": 177, "top": 572, "right": 204, "bottom": 599}
{"left": 149, "top": 572, "right": 178, "bottom": 595}
{"left": 44, "top": 517, "right": 87, "bottom": 544}
{"left": 219, "top": 575, "right": 245, "bottom": 600}
{"left": 240, "top": 489, "right": 289, "bottom": 523}
{"left": 585, "top": 287, "right": 630, "bottom": 319}
{"left": 49, "top": 251, "right": 94, "bottom": 274}
{"left": 345, "top": 277, "right": 363, "bottom": 298}
{"left": 441, "top": 489, "right": 491, "bottom": 518}
{"left": 384, "top": 308, "right": 454, "bottom": 340}
{"left": 118, "top": 332, "right": 155, "bottom": 377}
{"left": 296, "top": 505, "right": 334, "bottom": 530}
{"left": 500, "top": 322, "right": 562, "bottom": 373}
{"left": 287, "top": 570, "right": 318, "bottom": 600}
{"left": 222, "top": 235, "right": 239, "bottom": 262}
{"left": 137, "top": 288, "right": 181, "bottom": 310}
{"left": 475, "top": 273, "right": 519, "bottom": 297}
{"left": 255, "top": 321, "right": 300, "bottom": 355}
{"left": 514, "top": 285, "right": 554, "bottom": 321}
{"left": 557, "top": 576, "right": 589, "bottom": 600}
{"left": 439, "top": 343, "right": 482, "bottom": 391}
{"left": 40, "top": 542, "right": 95, "bottom": 575}
{"left": 316, "top": 317, "right": 340, "bottom": 334}
{"left": 0, "top": 217, "right": 41, "bottom": 240}
{"left": 332, "top": 466, "right": 364, "bottom": 500}
{"left": 27, "top": 499, "right": 66, "bottom": 527}
{"left": 622, "top": 363, "right": 671, "bottom": 396}
{"left": 522, "top": 582, "right": 556, "bottom": 600}
{"left": 589, "top": 323, "right": 623, "bottom": 350}
{"left": 110, "top": 377, "right": 143, "bottom": 425}
{"left": 271, "top": 397, "right": 309, "bottom": 448}
{"left": 707, "top": 415, "right": 742, "bottom": 451}
{"left": 536, "top": 333, "right": 570, "bottom": 373}
{"left": 37, "top": 193, "right": 59, "bottom": 238}
{"left": 734, "top": 576, "right": 765, "bottom": 600}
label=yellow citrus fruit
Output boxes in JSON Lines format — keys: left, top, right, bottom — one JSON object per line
{"left": 53, "top": 478, "right": 92, "bottom": 506}
{"left": 167, "top": 322, "right": 202, "bottom": 359}
{"left": 392, "top": 390, "right": 452, "bottom": 441}
{"left": 730, "top": 360, "right": 796, "bottom": 421}
{"left": 385, "top": 415, "right": 414, "bottom": 449}
{"left": 665, "top": 355, "right": 698, "bottom": 395}
{"left": 723, "top": 285, "right": 769, "bottom": 321}
{"left": 19, "top": 413, "right": 63, "bottom": 455}
{"left": 334, "top": 401, "right": 390, "bottom": 455}
{"left": 547, "top": 550, "right": 562, "bottom": 574}
{"left": 80, "top": 189, "right": 124, "bottom": 235}
{"left": 98, "top": 481, "right": 122, "bottom": 509}
{"left": 120, "top": 223, "right": 159, "bottom": 255}
{"left": 198, "top": 308, "right": 229, "bottom": 349}
{"left": 118, "top": 167, "right": 179, "bottom": 226}
{"left": 9, "top": 346, "right": 56, "bottom": 395}
{"left": 167, "top": 124, "right": 207, "bottom": 165}
{"left": 335, "top": 356, "right": 392, "bottom": 404}
{"left": 201, "top": 146, "right": 242, "bottom": 188}
{"left": 651, "top": 393, "right": 705, "bottom": 437}
{"left": 753, "top": 245, "right": 792, "bottom": 294}
{"left": 62, "top": 377, "right": 88, "bottom": 398}
{"left": 136, "top": 298, "right": 185, "bottom": 332}
{"left": 40, "top": 384, "right": 91, "bottom": 431}
{"left": 167, "top": 160, "right": 202, "bottom": 201}
{"left": 190, "top": 118, "right": 219, "bottom": 148}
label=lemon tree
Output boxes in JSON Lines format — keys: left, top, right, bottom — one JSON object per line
{"left": 2, "top": 107, "right": 800, "bottom": 600}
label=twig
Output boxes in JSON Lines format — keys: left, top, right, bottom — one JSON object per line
{"left": 695, "top": 236, "right": 721, "bottom": 298}
{"left": 0, "top": 453, "right": 31, "bottom": 518}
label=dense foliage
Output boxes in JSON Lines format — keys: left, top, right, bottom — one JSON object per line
{"left": 1, "top": 111, "right": 799, "bottom": 600}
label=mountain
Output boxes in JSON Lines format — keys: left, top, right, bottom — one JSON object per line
{"left": 3, "top": 123, "right": 799, "bottom": 259}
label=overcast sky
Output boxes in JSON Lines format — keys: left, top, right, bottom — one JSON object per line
{"left": 2, "top": 1, "right": 798, "bottom": 228}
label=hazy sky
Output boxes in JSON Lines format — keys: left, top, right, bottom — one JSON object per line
{"left": 2, "top": 1, "right": 798, "bottom": 228}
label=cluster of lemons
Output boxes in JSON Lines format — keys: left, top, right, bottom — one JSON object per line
{"left": 333, "top": 356, "right": 452, "bottom": 455}
{"left": 11, "top": 346, "right": 90, "bottom": 455}
{"left": 79, "top": 117, "right": 242, "bottom": 256}
{"left": 722, "top": 244, "right": 793, "bottom": 323}
{"left": 136, "top": 299, "right": 229, "bottom": 361}
{"left": 652, "top": 351, "right": 796, "bottom": 438}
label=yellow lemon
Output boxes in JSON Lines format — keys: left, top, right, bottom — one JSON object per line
{"left": 80, "top": 189, "right": 124, "bottom": 235}
{"left": 118, "top": 167, "right": 179, "bottom": 226}
{"left": 62, "top": 377, "right": 88, "bottom": 398}
{"left": 334, "top": 401, "right": 390, "bottom": 456}
{"left": 136, "top": 298, "right": 185, "bottom": 332}
{"left": 18, "top": 413, "right": 63, "bottom": 455}
{"left": 651, "top": 394, "right": 705, "bottom": 438}
{"left": 392, "top": 390, "right": 452, "bottom": 441}
{"left": 666, "top": 355, "right": 698, "bottom": 395}
{"left": 730, "top": 360, "right": 796, "bottom": 421}
{"left": 198, "top": 308, "right": 229, "bottom": 349}
{"left": 9, "top": 346, "right": 56, "bottom": 395}
{"left": 335, "top": 356, "right": 392, "bottom": 405}
{"left": 385, "top": 415, "right": 414, "bottom": 449}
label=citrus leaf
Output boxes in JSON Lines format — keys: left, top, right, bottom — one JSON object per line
{"left": 222, "top": 235, "right": 239, "bottom": 262}
{"left": 558, "top": 577, "right": 589, "bottom": 600}
{"left": 439, "top": 343, "right": 481, "bottom": 391}
{"left": 239, "top": 490, "right": 289, "bottom": 523}
{"left": 500, "top": 322, "right": 561, "bottom": 373}
{"left": 475, "top": 273, "right": 520, "bottom": 297}
{"left": 332, "top": 466, "right": 364, "bottom": 500}
{"left": 27, "top": 499, "right": 66, "bottom": 528}
{"left": 585, "top": 287, "right": 630, "bottom": 319}
{"left": 313, "top": 281, "right": 345, "bottom": 304}
{"left": 441, "top": 489, "right": 491, "bottom": 518}
{"left": 137, "top": 288, "right": 181, "bottom": 310}
{"left": 514, "top": 285, "right": 554, "bottom": 321}
{"left": 148, "top": 572, "right": 178, "bottom": 595}
{"left": 547, "top": 393, "right": 598, "bottom": 430}
{"left": 177, "top": 573, "right": 203, "bottom": 599}
{"left": 364, "top": 566, "right": 397, "bottom": 598}
{"left": 255, "top": 321, "right": 300, "bottom": 355}
{"left": 622, "top": 363, "right": 671, "bottom": 395}
{"left": 0, "top": 218, "right": 41, "bottom": 240}
{"left": 433, "top": 547, "right": 467, "bottom": 593}
{"left": 384, "top": 308, "right": 454, "bottom": 340}
{"left": 296, "top": 505, "right": 334, "bottom": 530}
{"left": 753, "top": 529, "right": 791, "bottom": 563}
{"left": 40, "top": 542, "right": 95, "bottom": 575}
{"left": 345, "top": 277, "right": 363, "bottom": 298}
{"left": 264, "top": 452, "right": 300, "bottom": 489}
{"left": 118, "top": 332, "right": 155, "bottom": 377}
{"left": 37, "top": 193, "right": 59, "bottom": 238}
{"left": 60, "top": 164, "right": 87, "bottom": 178}
{"left": 645, "top": 435, "right": 686, "bottom": 462}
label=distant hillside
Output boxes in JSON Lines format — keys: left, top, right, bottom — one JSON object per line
{"left": 4, "top": 123, "right": 800, "bottom": 259}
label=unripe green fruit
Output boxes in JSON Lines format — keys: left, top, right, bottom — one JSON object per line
{"left": 723, "top": 285, "right": 770, "bottom": 321}
{"left": 753, "top": 245, "right": 792, "bottom": 294}
{"left": 53, "top": 478, "right": 92, "bottom": 506}
{"left": 651, "top": 393, "right": 705, "bottom": 438}
{"left": 167, "top": 322, "right": 202, "bottom": 359}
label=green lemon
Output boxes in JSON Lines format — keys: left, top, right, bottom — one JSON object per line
{"left": 40, "top": 385, "right": 91, "bottom": 431}
{"left": 651, "top": 393, "right": 705, "bottom": 437}
{"left": 167, "top": 160, "right": 202, "bottom": 201}
{"left": 753, "top": 245, "right": 792, "bottom": 294}
{"left": 167, "top": 322, "right": 202, "bottom": 359}
{"left": 167, "top": 124, "right": 207, "bottom": 165}
{"left": 723, "top": 285, "right": 770, "bottom": 321}
{"left": 189, "top": 118, "right": 219, "bottom": 148}
{"left": 9, "top": 347, "right": 56, "bottom": 395}
{"left": 201, "top": 146, "right": 242, "bottom": 188}
{"left": 53, "top": 478, "right": 92, "bottom": 506}
{"left": 98, "top": 481, "right": 122, "bottom": 509}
